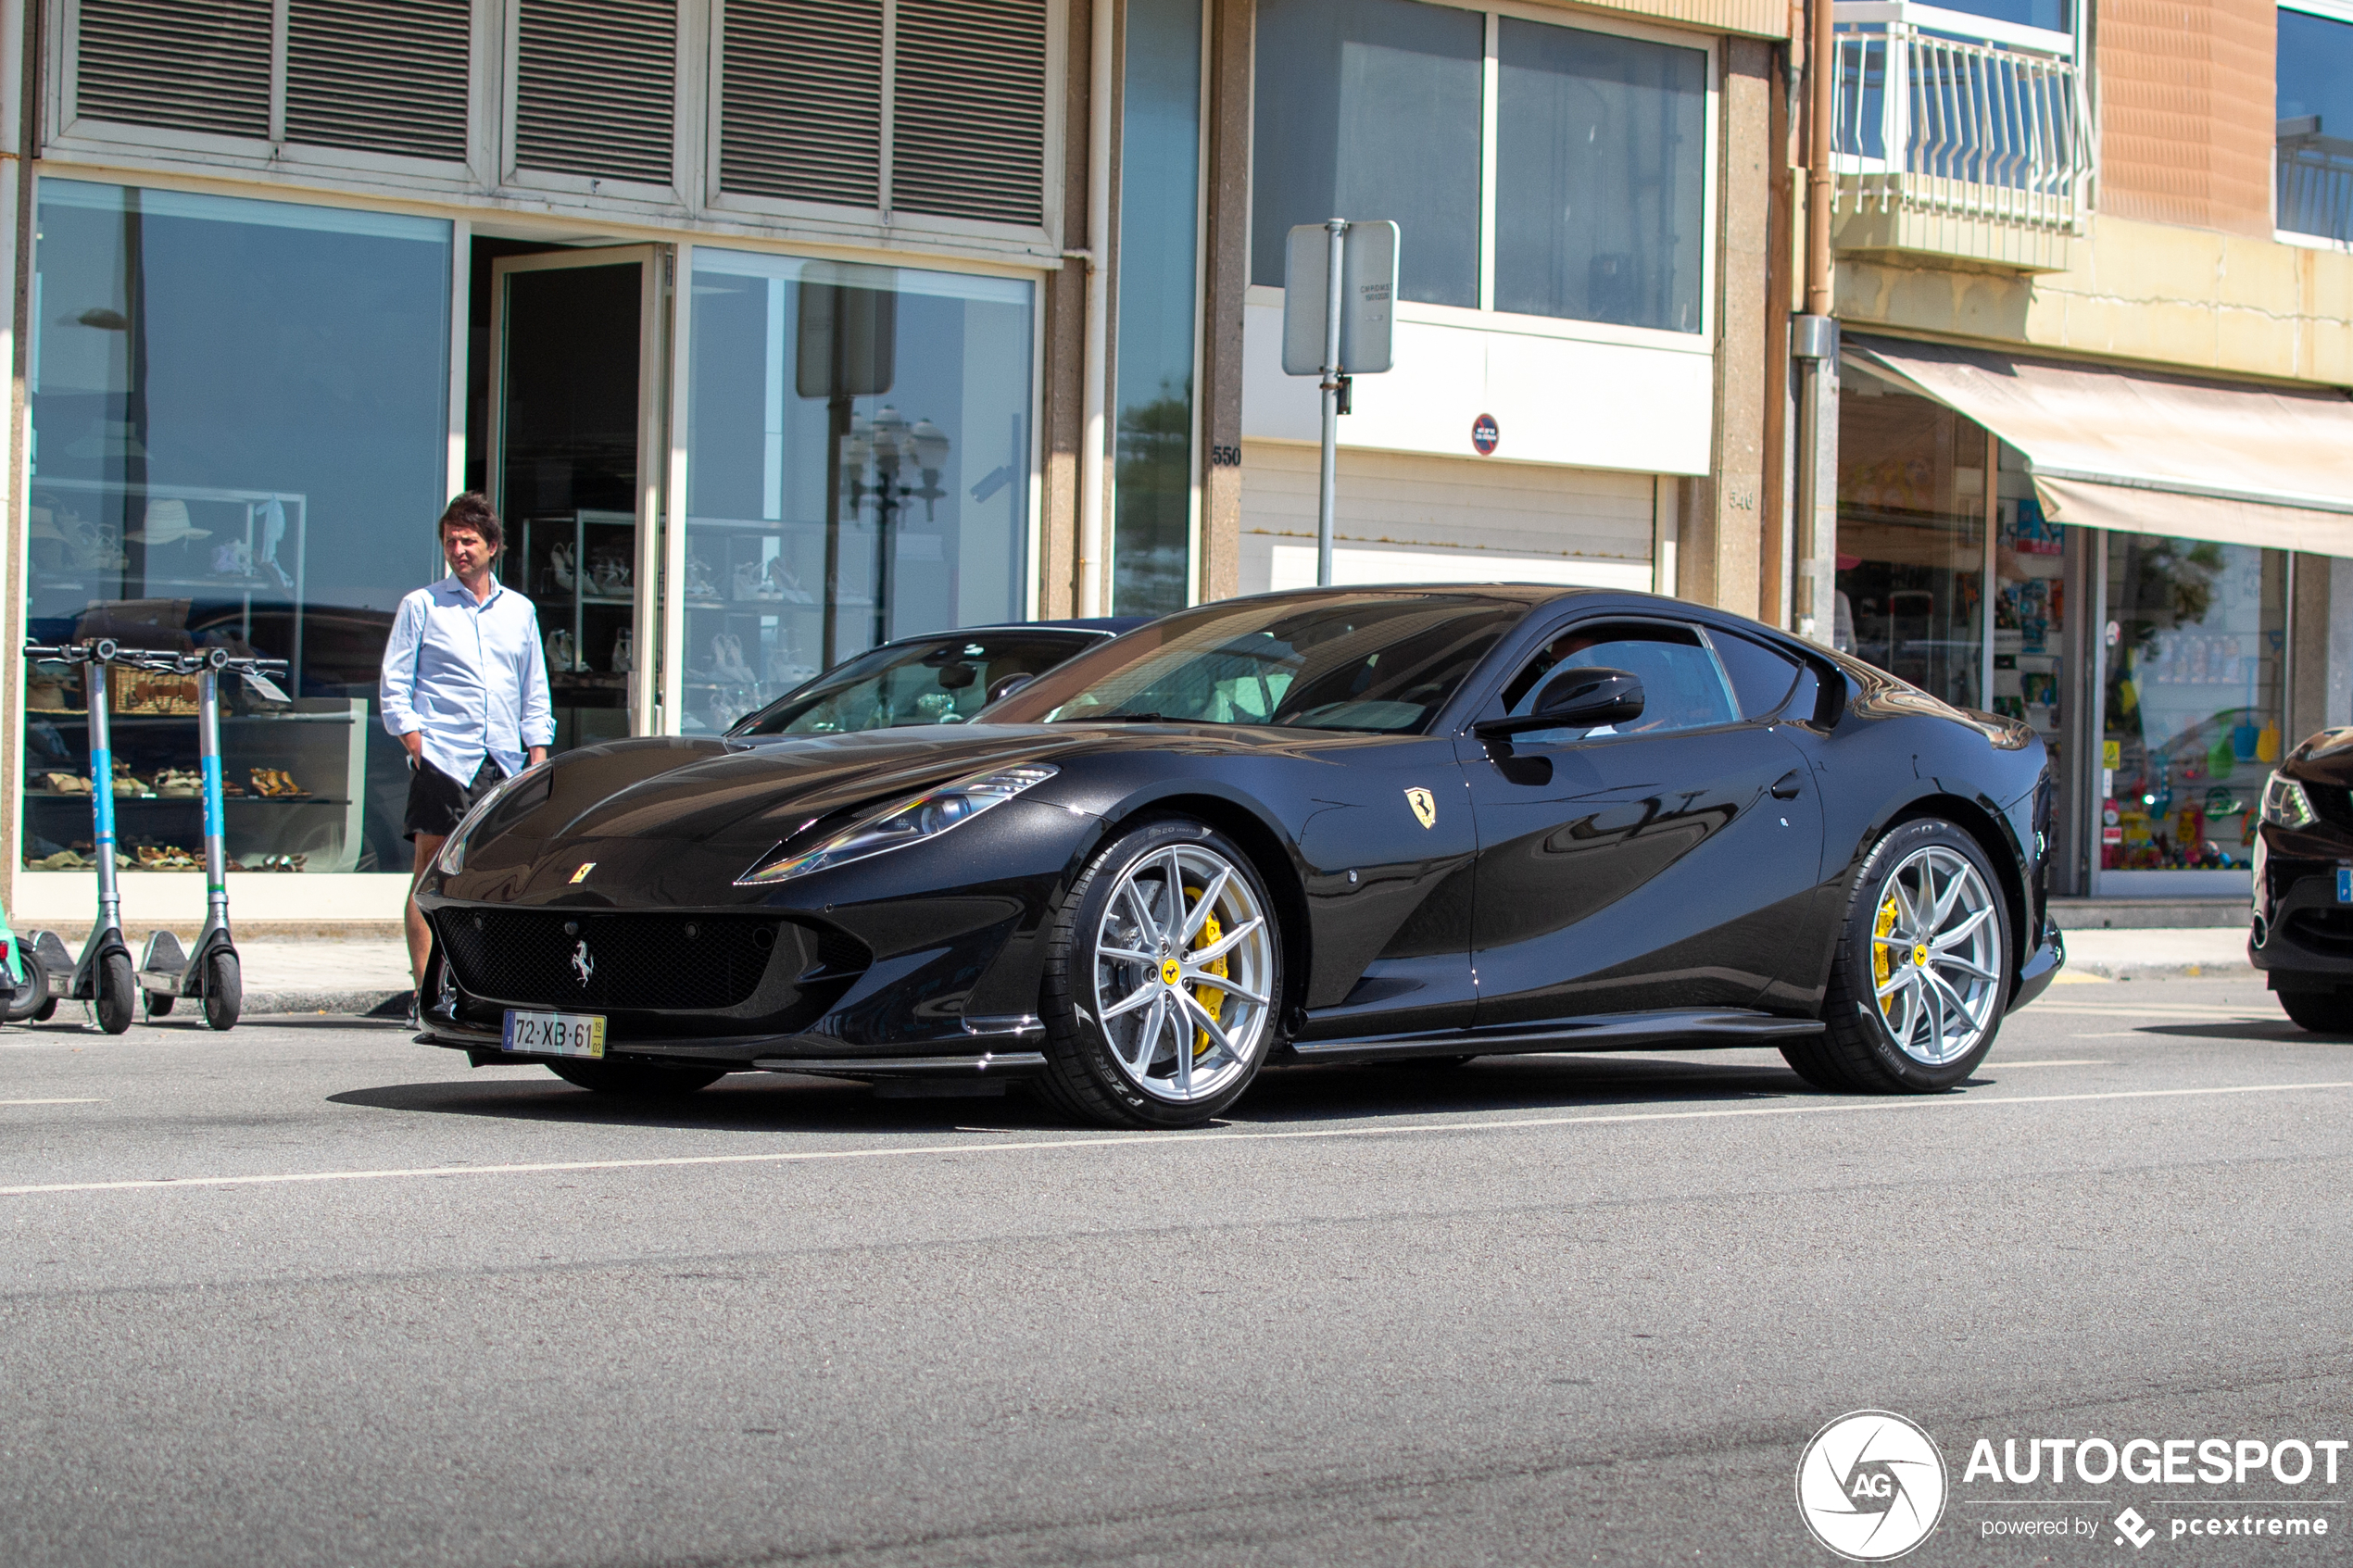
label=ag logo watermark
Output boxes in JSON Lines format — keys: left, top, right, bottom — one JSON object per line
{"left": 1796, "top": 1411, "right": 1949, "bottom": 1561}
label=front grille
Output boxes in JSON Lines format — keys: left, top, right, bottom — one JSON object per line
{"left": 2309, "top": 783, "right": 2353, "bottom": 831}
{"left": 2289, "top": 909, "right": 2353, "bottom": 951}
{"left": 434, "top": 910, "right": 824, "bottom": 1010}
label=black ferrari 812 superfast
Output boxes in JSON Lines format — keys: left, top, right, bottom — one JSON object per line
{"left": 414, "top": 586, "right": 2064, "bottom": 1127}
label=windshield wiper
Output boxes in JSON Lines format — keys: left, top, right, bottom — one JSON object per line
{"left": 1053, "top": 710, "right": 1174, "bottom": 723}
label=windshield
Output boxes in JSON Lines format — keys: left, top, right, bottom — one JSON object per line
{"left": 730, "top": 632, "right": 1097, "bottom": 736}
{"left": 984, "top": 594, "right": 1531, "bottom": 734}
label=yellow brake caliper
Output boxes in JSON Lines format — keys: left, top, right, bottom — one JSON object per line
{"left": 1872, "top": 895, "right": 1900, "bottom": 1022}
{"left": 1184, "top": 885, "right": 1227, "bottom": 1058}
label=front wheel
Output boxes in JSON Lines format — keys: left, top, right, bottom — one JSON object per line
{"left": 1038, "top": 818, "right": 1283, "bottom": 1128}
{"left": 145, "top": 990, "right": 175, "bottom": 1019}
{"left": 547, "top": 1060, "right": 725, "bottom": 1097}
{"left": 2278, "top": 990, "right": 2353, "bottom": 1033}
{"left": 1786, "top": 819, "right": 2010, "bottom": 1093}
{"left": 94, "top": 950, "right": 137, "bottom": 1035}
{"left": 201, "top": 951, "right": 242, "bottom": 1032}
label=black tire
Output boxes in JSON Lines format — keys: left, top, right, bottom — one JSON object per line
{"left": 5, "top": 956, "right": 50, "bottom": 1023}
{"left": 1038, "top": 817, "right": 1284, "bottom": 1129}
{"left": 201, "top": 951, "right": 242, "bottom": 1032}
{"left": 547, "top": 1059, "right": 725, "bottom": 1096}
{"left": 2278, "top": 990, "right": 2353, "bottom": 1033}
{"left": 32, "top": 997, "right": 57, "bottom": 1022}
{"left": 1793, "top": 818, "right": 2012, "bottom": 1093}
{"left": 145, "top": 990, "right": 175, "bottom": 1018}
{"left": 94, "top": 950, "right": 137, "bottom": 1035}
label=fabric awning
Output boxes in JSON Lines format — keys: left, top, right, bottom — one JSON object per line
{"left": 1843, "top": 335, "right": 2353, "bottom": 555}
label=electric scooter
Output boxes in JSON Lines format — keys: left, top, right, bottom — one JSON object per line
{"left": 21, "top": 639, "right": 288, "bottom": 1033}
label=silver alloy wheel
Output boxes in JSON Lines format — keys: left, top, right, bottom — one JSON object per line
{"left": 1869, "top": 844, "right": 2003, "bottom": 1065}
{"left": 1090, "top": 843, "right": 1275, "bottom": 1104}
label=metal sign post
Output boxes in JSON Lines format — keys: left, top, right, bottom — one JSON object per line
{"left": 1283, "top": 219, "right": 1398, "bottom": 586}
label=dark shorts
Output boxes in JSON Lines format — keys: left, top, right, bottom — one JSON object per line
{"left": 405, "top": 756, "right": 508, "bottom": 841}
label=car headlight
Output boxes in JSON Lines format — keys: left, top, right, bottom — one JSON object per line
{"left": 435, "top": 762, "right": 552, "bottom": 875}
{"left": 736, "top": 764, "right": 1058, "bottom": 885}
{"left": 2261, "top": 771, "right": 2319, "bottom": 830}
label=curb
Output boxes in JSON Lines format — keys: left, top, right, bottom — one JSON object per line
{"left": 245, "top": 989, "right": 413, "bottom": 1018}
{"left": 2059, "top": 960, "right": 2256, "bottom": 982}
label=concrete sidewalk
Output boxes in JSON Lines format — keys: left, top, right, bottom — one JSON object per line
{"left": 2057, "top": 923, "right": 2251, "bottom": 981}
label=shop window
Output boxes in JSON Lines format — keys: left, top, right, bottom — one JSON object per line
{"left": 2100, "top": 537, "right": 2284, "bottom": 876}
{"left": 1992, "top": 438, "right": 2066, "bottom": 760}
{"left": 1250, "top": 0, "right": 1483, "bottom": 308}
{"left": 683, "top": 251, "right": 1034, "bottom": 737}
{"left": 23, "top": 179, "right": 451, "bottom": 877}
{"left": 2276, "top": 4, "right": 2353, "bottom": 245}
{"left": 1831, "top": 366, "right": 1986, "bottom": 710}
{"left": 1493, "top": 18, "right": 1705, "bottom": 332}
{"left": 1114, "top": 0, "right": 1203, "bottom": 619}
{"left": 1252, "top": 0, "right": 1708, "bottom": 332}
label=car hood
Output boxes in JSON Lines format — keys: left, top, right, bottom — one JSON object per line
{"left": 2284, "top": 726, "right": 2353, "bottom": 787}
{"left": 435, "top": 722, "right": 1312, "bottom": 904}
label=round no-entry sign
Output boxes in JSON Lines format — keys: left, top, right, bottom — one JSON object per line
{"left": 1471, "top": 414, "right": 1499, "bottom": 455}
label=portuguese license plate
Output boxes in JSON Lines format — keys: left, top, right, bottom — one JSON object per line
{"left": 502, "top": 1009, "right": 607, "bottom": 1059}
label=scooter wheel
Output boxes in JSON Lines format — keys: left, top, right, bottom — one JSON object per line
{"left": 32, "top": 997, "right": 57, "bottom": 1022}
{"left": 94, "top": 951, "right": 137, "bottom": 1035}
{"left": 4, "top": 957, "right": 49, "bottom": 1023}
{"left": 145, "top": 991, "right": 175, "bottom": 1019}
{"left": 202, "top": 950, "right": 242, "bottom": 1032}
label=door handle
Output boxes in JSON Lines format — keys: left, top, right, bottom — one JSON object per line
{"left": 1770, "top": 770, "right": 1805, "bottom": 799}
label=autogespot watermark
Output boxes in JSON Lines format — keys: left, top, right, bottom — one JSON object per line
{"left": 1798, "top": 1413, "right": 2346, "bottom": 1558}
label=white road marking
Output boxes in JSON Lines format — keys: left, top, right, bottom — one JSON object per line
{"left": 1981, "top": 1060, "right": 2110, "bottom": 1067}
{"left": 3, "top": 1079, "right": 2351, "bottom": 1201}
{"left": 0, "top": 1098, "right": 104, "bottom": 1106}
{"left": 2031, "top": 1003, "right": 2273, "bottom": 1020}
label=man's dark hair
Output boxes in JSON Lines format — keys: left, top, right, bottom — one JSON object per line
{"left": 438, "top": 493, "right": 503, "bottom": 555}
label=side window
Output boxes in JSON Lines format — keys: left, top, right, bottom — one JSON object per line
{"left": 1496, "top": 621, "right": 1739, "bottom": 741}
{"left": 1708, "top": 630, "right": 1804, "bottom": 720}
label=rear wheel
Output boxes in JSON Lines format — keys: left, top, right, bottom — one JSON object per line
{"left": 547, "top": 1060, "right": 725, "bottom": 1097}
{"left": 5, "top": 956, "right": 49, "bottom": 1023}
{"left": 201, "top": 951, "right": 242, "bottom": 1032}
{"left": 94, "top": 950, "right": 137, "bottom": 1035}
{"left": 31, "top": 997, "right": 57, "bottom": 1022}
{"left": 1038, "top": 818, "right": 1282, "bottom": 1129}
{"left": 2278, "top": 990, "right": 2353, "bottom": 1033}
{"left": 144, "top": 990, "right": 175, "bottom": 1019}
{"left": 1787, "top": 819, "right": 2010, "bottom": 1092}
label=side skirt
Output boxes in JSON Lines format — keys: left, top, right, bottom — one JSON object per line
{"left": 1284, "top": 1009, "right": 1826, "bottom": 1066}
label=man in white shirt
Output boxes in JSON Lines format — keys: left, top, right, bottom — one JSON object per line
{"left": 381, "top": 494, "right": 554, "bottom": 990}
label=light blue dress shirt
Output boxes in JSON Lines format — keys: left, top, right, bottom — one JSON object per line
{"left": 380, "top": 577, "right": 555, "bottom": 784}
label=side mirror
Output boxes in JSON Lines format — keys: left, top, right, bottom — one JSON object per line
{"left": 986, "top": 672, "right": 1036, "bottom": 703}
{"left": 1473, "top": 667, "right": 1645, "bottom": 739}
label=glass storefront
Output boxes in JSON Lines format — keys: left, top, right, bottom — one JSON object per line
{"left": 1832, "top": 363, "right": 1987, "bottom": 710}
{"left": 2099, "top": 535, "right": 2284, "bottom": 878}
{"left": 24, "top": 180, "right": 451, "bottom": 875}
{"left": 681, "top": 250, "right": 1034, "bottom": 736}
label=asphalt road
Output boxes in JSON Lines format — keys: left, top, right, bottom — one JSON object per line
{"left": 4, "top": 977, "right": 2350, "bottom": 1568}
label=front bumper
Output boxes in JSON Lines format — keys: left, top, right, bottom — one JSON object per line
{"left": 2251, "top": 822, "right": 2353, "bottom": 988}
{"left": 2008, "top": 916, "right": 2065, "bottom": 1014}
{"left": 417, "top": 1005, "right": 1050, "bottom": 1080}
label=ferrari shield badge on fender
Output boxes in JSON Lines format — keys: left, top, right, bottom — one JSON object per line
{"left": 569, "top": 862, "right": 596, "bottom": 884}
{"left": 1405, "top": 787, "right": 1437, "bottom": 829}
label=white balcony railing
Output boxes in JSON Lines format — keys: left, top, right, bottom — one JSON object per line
{"left": 2278, "top": 118, "right": 2353, "bottom": 245}
{"left": 1831, "top": 2, "right": 2092, "bottom": 238}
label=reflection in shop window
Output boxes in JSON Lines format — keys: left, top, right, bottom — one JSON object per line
{"left": 1831, "top": 365, "right": 1985, "bottom": 710}
{"left": 2101, "top": 535, "right": 2284, "bottom": 874}
{"left": 684, "top": 252, "right": 1033, "bottom": 736}
{"left": 23, "top": 180, "right": 450, "bottom": 875}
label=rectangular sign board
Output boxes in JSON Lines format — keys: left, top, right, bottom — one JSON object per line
{"left": 1281, "top": 220, "right": 1398, "bottom": 377}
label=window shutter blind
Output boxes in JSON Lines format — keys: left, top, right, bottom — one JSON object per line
{"left": 515, "top": 0, "right": 677, "bottom": 185}
{"left": 890, "top": 0, "right": 1048, "bottom": 225}
{"left": 75, "top": 0, "right": 272, "bottom": 139}
{"left": 286, "top": 0, "right": 472, "bottom": 162}
{"left": 719, "top": 0, "right": 883, "bottom": 208}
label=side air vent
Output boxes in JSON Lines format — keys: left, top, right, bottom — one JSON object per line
{"left": 286, "top": 0, "right": 472, "bottom": 162}
{"left": 75, "top": 0, "right": 272, "bottom": 140}
{"left": 889, "top": 0, "right": 1048, "bottom": 225}
{"left": 514, "top": 0, "right": 677, "bottom": 186}
{"left": 719, "top": 0, "right": 884, "bottom": 208}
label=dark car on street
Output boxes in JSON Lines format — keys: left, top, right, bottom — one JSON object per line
{"left": 2249, "top": 728, "right": 2353, "bottom": 1027}
{"left": 412, "top": 585, "right": 2064, "bottom": 1127}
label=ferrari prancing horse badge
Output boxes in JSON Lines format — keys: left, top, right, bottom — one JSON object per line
{"left": 1405, "top": 787, "right": 1437, "bottom": 829}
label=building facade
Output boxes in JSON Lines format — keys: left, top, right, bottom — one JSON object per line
{"left": 1817, "top": 0, "right": 2353, "bottom": 898}
{"left": 4, "top": 0, "right": 2346, "bottom": 925}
